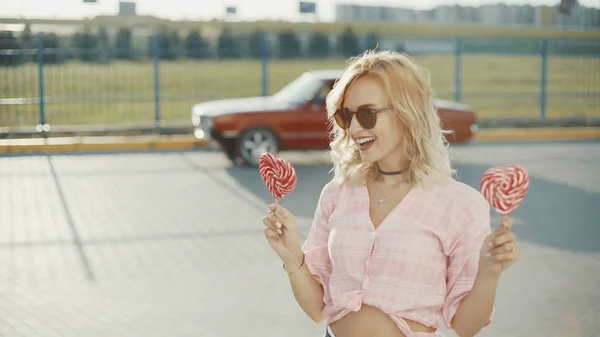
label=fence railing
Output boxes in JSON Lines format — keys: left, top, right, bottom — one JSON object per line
{"left": 1, "top": 34, "right": 599, "bottom": 130}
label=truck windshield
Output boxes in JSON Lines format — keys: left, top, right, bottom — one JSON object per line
{"left": 272, "top": 73, "right": 322, "bottom": 103}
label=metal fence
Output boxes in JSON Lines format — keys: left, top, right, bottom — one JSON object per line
{"left": 1, "top": 33, "right": 599, "bottom": 130}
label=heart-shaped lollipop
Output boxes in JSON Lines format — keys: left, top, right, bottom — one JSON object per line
{"left": 480, "top": 164, "right": 530, "bottom": 216}
{"left": 259, "top": 152, "right": 297, "bottom": 203}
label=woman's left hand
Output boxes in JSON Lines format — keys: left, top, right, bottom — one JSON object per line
{"left": 478, "top": 217, "right": 520, "bottom": 278}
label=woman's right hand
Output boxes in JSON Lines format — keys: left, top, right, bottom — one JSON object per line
{"left": 262, "top": 204, "right": 304, "bottom": 269}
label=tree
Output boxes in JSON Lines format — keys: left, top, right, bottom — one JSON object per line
{"left": 184, "top": 29, "right": 210, "bottom": 59}
{"left": 116, "top": 27, "right": 133, "bottom": 59}
{"left": 308, "top": 32, "right": 330, "bottom": 57}
{"left": 277, "top": 30, "right": 301, "bottom": 58}
{"left": 168, "top": 30, "right": 181, "bottom": 59}
{"left": 97, "top": 26, "right": 110, "bottom": 63}
{"left": 338, "top": 27, "right": 359, "bottom": 57}
{"left": 217, "top": 27, "right": 237, "bottom": 59}
{"left": 98, "top": 26, "right": 109, "bottom": 49}
{"left": 364, "top": 32, "right": 379, "bottom": 51}
{"left": 148, "top": 27, "right": 179, "bottom": 60}
{"left": 73, "top": 25, "right": 99, "bottom": 62}
{"left": 0, "top": 31, "right": 22, "bottom": 66}
{"left": 41, "top": 33, "right": 60, "bottom": 64}
{"left": 20, "top": 23, "right": 34, "bottom": 63}
{"left": 248, "top": 30, "right": 264, "bottom": 58}
{"left": 558, "top": 0, "right": 576, "bottom": 14}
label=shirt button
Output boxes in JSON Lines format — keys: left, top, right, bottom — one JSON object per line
{"left": 369, "top": 231, "right": 377, "bottom": 239}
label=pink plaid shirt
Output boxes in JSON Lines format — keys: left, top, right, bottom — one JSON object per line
{"left": 302, "top": 177, "right": 494, "bottom": 336}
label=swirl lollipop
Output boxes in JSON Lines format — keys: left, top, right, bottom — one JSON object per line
{"left": 259, "top": 152, "right": 297, "bottom": 204}
{"left": 480, "top": 164, "right": 530, "bottom": 219}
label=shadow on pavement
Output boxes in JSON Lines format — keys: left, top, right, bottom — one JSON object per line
{"left": 225, "top": 163, "right": 335, "bottom": 219}
{"left": 225, "top": 160, "right": 600, "bottom": 253}
{"left": 454, "top": 162, "right": 600, "bottom": 254}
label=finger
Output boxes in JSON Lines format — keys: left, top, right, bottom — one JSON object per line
{"left": 491, "top": 242, "right": 516, "bottom": 255}
{"left": 262, "top": 215, "right": 283, "bottom": 235}
{"left": 264, "top": 227, "right": 289, "bottom": 256}
{"left": 263, "top": 227, "right": 282, "bottom": 242}
{"left": 489, "top": 250, "right": 519, "bottom": 262}
{"left": 496, "top": 217, "right": 513, "bottom": 233}
{"left": 268, "top": 204, "right": 297, "bottom": 231}
{"left": 269, "top": 204, "right": 290, "bottom": 220}
{"left": 266, "top": 211, "right": 283, "bottom": 231}
{"left": 492, "top": 231, "right": 516, "bottom": 248}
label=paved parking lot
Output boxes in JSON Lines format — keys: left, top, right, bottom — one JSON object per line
{"left": 1, "top": 140, "right": 599, "bottom": 337}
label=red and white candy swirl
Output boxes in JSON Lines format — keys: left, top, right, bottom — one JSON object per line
{"left": 480, "top": 164, "right": 530, "bottom": 216}
{"left": 259, "top": 152, "right": 297, "bottom": 200}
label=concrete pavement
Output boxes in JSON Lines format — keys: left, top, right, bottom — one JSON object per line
{"left": 1, "top": 141, "right": 599, "bottom": 337}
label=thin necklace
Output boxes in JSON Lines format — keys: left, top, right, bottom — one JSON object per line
{"left": 376, "top": 183, "right": 407, "bottom": 205}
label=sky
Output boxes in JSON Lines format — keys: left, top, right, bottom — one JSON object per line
{"left": 0, "top": 0, "right": 598, "bottom": 22}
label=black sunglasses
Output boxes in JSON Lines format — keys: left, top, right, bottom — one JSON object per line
{"left": 334, "top": 106, "right": 388, "bottom": 130}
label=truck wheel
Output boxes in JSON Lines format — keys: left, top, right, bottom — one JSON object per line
{"left": 236, "top": 128, "right": 280, "bottom": 166}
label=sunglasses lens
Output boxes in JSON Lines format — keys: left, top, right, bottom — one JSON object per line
{"left": 357, "top": 108, "right": 377, "bottom": 129}
{"left": 334, "top": 108, "right": 350, "bottom": 129}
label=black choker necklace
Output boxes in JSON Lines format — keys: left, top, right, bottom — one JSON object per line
{"left": 377, "top": 166, "right": 406, "bottom": 175}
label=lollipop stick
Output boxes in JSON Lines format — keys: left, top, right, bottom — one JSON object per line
{"left": 499, "top": 215, "right": 512, "bottom": 230}
{"left": 274, "top": 198, "right": 278, "bottom": 206}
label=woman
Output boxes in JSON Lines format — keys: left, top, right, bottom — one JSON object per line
{"left": 262, "top": 50, "right": 519, "bottom": 337}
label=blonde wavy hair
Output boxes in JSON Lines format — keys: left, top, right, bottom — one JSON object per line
{"left": 326, "top": 50, "right": 455, "bottom": 188}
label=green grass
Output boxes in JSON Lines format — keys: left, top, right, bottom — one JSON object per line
{"left": 1, "top": 55, "right": 599, "bottom": 127}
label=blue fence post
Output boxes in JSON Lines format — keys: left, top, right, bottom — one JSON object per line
{"left": 539, "top": 39, "right": 548, "bottom": 119}
{"left": 36, "top": 34, "right": 46, "bottom": 128}
{"left": 260, "top": 32, "right": 269, "bottom": 97}
{"left": 454, "top": 38, "right": 463, "bottom": 103}
{"left": 152, "top": 33, "right": 161, "bottom": 127}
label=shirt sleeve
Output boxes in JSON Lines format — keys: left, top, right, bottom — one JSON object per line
{"left": 442, "top": 191, "right": 494, "bottom": 329}
{"left": 301, "top": 180, "right": 340, "bottom": 286}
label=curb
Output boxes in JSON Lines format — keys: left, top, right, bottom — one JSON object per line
{"left": 0, "top": 128, "right": 598, "bottom": 155}
{"left": 0, "top": 135, "right": 208, "bottom": 154}
{"left": 472, "top": 127, "right": 600, "bottom": 141}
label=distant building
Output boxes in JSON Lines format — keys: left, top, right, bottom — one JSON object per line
{"left": 119, "top": 1, "right": 137, "bottom": 16}
{"left": 334, "top": 4, "right": 426, "bottom": 24}
{"left": 479, "top": 4, "right": 506, "bottom": 26}
{"left": 432, "top": 5, "right": 461, "bottom": 24}
{"left": 334, "top": 2, "right": 598, "bottom": 28}
{"left": 535, "top": 6, "right": 557, "bottom": 27}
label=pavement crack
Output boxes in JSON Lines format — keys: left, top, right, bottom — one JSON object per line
{"left": 47, "top": 155, "right": 95, "bottom": 282}
{"left": 0, "top": 225, "right": 312, "bottom": 248}
{"left": 178, "top": 152, "right": 268, "bottom": 213}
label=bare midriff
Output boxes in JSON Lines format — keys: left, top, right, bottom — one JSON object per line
{"left": 329, "top": 304, "right": 436, "bottom": 337}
